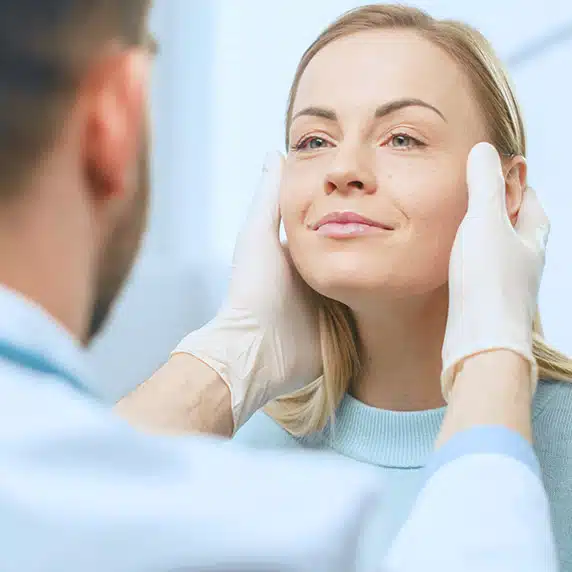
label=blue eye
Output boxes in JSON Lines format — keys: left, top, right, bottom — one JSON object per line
{"left": 392, "top": 134, "right": 412, "bottom": 147}
{"left": 387, "top": 133, "right": 424, "bottom": 150}
{"left": 294, "top": 136, "right": 332, "bottom": 151}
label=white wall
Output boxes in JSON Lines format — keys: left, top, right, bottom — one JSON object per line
{"left": 89, "top": 0, "right": 572, "bottom": 401}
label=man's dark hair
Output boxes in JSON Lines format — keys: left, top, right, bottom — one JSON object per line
{"left": 0, "top": 0, "right": 151, "bottom": 196}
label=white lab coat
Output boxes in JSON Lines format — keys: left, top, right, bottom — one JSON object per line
{"left": 0, "top": 286, "right": 559, "bottom": 571}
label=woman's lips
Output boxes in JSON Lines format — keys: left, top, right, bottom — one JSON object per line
{"left": 316, "top": 222, "right": 385, "bottom": 237}
{"left": 310, "top": 211, "right": 394, "bottom": 238}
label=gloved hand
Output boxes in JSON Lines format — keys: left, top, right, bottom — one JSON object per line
{"left": 172, "top": 151, "right": 322, "bottom": 431}
{"left": 441, "top": 142, "right": 550, "bottom": 400}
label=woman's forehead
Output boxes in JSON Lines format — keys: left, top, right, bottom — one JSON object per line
{"left": 292, "top": 29, "right": 478, "bottom": 123}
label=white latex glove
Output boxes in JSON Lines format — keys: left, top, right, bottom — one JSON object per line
{"left": 172, "top": 151, "right": 322, "bottom": 430}
{"left": 441, "top": 142, "right": 550, "bottom": 400}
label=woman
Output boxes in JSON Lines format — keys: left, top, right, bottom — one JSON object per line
{"left": 228, "top": 4, "right": 572, "bottom": 571}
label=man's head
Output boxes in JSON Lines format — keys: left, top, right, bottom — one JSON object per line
{"left": 0, "top": 0, "right": 153, "bottom": 342}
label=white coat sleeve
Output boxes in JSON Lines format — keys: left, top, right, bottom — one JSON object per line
{"left": 384, "top": 426, "right": 559, "bottom": 572}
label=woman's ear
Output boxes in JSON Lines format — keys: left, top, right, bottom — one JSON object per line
{"left": 504, "top": 155, "right": 527, "bottom": 225}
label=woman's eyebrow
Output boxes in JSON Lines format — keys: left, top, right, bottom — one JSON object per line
{"left": 291, "top": 106, "right": 337, "bottom": 122}
{"left": 291, "top": 98, "right": 447, "bottom": 124}
{"left": 375, "top": 98, "right": 447, "bottom": 122}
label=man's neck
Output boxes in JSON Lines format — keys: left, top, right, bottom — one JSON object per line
{"left": 350, "top": 286, "right": 449, "bottom": 412}
{"left": 0, "top": 189, "right": 91, "bottom": 343}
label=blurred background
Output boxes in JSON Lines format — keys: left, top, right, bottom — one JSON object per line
{"left": 89, "top": 0, "right": 572, "bottom": 401}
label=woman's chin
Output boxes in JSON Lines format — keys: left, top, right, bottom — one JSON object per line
{"left": 292, "top": 245, "right": 450, "bottom": 303}
{"left": 303, "top": 273, "right": 394, "bottom": 308}
{"left": 300, "top": 267, "right": 448, "bottom": 311}
{"left": 296, "top": 250, "right": 393, "bottom": 290}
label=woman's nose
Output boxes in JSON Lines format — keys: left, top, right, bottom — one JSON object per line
{"left": 324, "top": 149, "right": 377, "bottom": 196}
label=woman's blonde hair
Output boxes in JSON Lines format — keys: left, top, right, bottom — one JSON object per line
{"left": 265, "top": 3, "right": 572, "bottom": 436}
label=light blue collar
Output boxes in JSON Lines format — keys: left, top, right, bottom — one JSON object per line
{"left": 0, "top": 285, "right": 96, "bottom": 397}
{"left": 302, "top": 386, "right": 557, "bottom": 469}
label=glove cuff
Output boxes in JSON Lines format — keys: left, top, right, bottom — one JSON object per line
{"left": 441, "top": 344, "right": 538, "bottom": 402}
{"left": 172, "top": 316, "right": 271, "bottom": 432}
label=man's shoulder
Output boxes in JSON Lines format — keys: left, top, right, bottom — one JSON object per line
{"left": 0, "top": 357, "right": 110, "bottom": 434}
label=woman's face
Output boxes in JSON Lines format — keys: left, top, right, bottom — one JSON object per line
{"left": 282, "top": 29, "right": 492, "bottom": 308}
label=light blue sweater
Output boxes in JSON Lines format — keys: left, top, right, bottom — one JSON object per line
{"left": 232, "top": 380, "right": 572, "bottom": 571}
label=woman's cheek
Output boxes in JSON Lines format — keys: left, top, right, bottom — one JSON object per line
{"left": 281, "top": 164, "right": 319, "bottom": 222}
{"left": 409, "top": 165, "right": 468, "bottom": 228}
{"left": 404, "top": 180, "right": 469, "bottom": 287}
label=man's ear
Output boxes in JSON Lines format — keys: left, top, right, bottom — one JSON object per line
{"left": 81, "top": 48, "right": 150, "bottom": 203}
{"left": 504, "top": 155, "right": 527, "bottom": 225}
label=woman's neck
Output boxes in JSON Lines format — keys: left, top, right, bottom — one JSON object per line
{"left": 350, "top": 286, "right": 448, "bottom": 412}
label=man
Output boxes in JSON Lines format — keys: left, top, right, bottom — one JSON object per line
{"left": 0, "top": 1, "right": 558, "bottom": 570}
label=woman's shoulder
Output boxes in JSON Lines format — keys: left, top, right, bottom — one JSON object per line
{"left": 533, "top": 379, "right": 572, "bottom": 449}
{"left": 230, "top": 411, "right": 305, "bottom": 451}
{"left": 533, "top": 379, "right": 572, "bottom": 570}
{"left": 533, "top": 378, "right": 572, "bottom": 424}
{"left": 533, "top": 379, "right": 572, "bottom": 461}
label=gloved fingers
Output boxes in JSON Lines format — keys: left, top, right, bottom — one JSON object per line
{"left": 514, "top": 186, "right": 550, "bottom": 252}
{"left": 465, "top": 142, "right": 508, "bottom": 218}
{"left": 242, "top": 150, "right": 284, "bottom": 240}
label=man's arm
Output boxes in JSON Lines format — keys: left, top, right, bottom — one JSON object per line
{"left": 437, "top": 349, "right": 533, "bottom": 446}
{"left": 115, "top": 354, "right": 234, "bottom": 437}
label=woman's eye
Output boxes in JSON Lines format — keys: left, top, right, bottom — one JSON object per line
{"left": 295, "top": 136, "right": 331, "bottom": 151}
{"left": 389, "top": 133, "right": 424, "bottom": 149}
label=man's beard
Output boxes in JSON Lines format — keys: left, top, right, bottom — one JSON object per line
{"left": 87, "top": 146, "right": 150, "bottom": 343}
